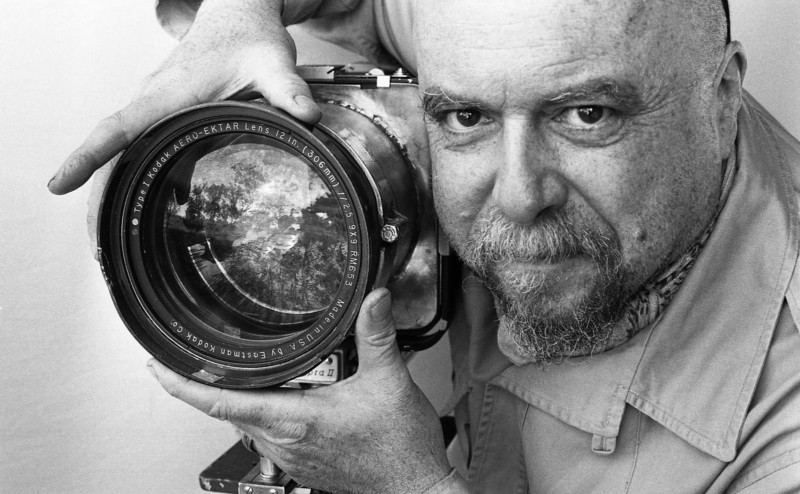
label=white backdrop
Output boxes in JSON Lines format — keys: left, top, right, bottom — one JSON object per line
{"left": 1, "top": 2, "right": 798, "bottom": 493}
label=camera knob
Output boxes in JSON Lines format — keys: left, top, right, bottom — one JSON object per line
{"left": 380, "top": 224, "right": 400, "bottom": 243}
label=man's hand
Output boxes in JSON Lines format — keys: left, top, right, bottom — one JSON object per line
{"left": 47, "top": 0, "right": 320, "bottom": 195}
{"left": 148, "top": 289, "right": 453, "bottom": 494}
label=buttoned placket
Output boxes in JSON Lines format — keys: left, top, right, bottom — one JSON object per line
{"left": 465, "top": 381, "right": 528, "bottom": 493}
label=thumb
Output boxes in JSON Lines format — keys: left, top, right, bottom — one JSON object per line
{"left": 246, "top": 52, "right": 322, "bottom": 124}
{"left": 354, "top": 288, "right": 404, "bottom": 373}
{"left": 255, "top": 70, "right": 322, "bottom": 124}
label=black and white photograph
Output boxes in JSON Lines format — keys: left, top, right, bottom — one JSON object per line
{"left": 2, "top": 1, "right": 800, "bottom": 492}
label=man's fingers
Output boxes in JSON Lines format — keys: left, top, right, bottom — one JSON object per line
{"left": 252, "top": 66, "right": 322, "bottom": 124}
{"left": 48, "top": 88, "right": 198, "bottom": 195}
{"left": 49, "top": 68, "right": 319, "bottom": 196}
{"left": 240, "top": 28, "right": 322, "bottom": 124}
{"left": 48, "top": 113, "right": 127, "bottom": 195}
{"left": 147, "top": 359, "right": 294, "bottom": 425}
{"left": 148, "top": 359, "right": 232, "bottom": 420}
{"left": 354, "top": 289, "right": 404, "bottom": 374}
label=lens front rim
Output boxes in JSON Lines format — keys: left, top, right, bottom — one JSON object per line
{"left": 98, "top": 102, "right": 378, "bottom": 388}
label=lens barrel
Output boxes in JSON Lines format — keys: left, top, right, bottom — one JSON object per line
{"left": 98, "top": 102, "right": 382, "bottom": 388}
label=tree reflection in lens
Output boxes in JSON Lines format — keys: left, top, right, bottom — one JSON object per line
{"left": 165, "top": 141, "right": 348, "bottom": 325}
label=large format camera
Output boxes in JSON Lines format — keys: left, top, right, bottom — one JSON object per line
{"left": 97, "top": 66, "right": 451, "bottom": 389}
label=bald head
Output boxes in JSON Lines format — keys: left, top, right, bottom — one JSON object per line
{"left": 415, "top": 0, "right": 730, "bottom": 87}
{"left": 654, "top": 0, "right": 729, "bottom": 79}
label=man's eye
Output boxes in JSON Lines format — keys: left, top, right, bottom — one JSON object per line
{"left": 442, "top": 108, "right": 490, "bottom": 131}
{"left": 576, "top": 106, "right": 605, "bottom": 124}
{"left": 558, "top": 106, "right": 614, "bottom": 128}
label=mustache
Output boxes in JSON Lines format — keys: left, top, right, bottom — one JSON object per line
{"left": 460, "top": 206, "right": 621, "bottom": 269}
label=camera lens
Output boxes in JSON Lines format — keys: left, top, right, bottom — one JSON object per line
{"left": 99, "top": 102, "right": 380, "bottom": 388}
{"left": 155, "top": 136, "right": 348, "bottom": 331}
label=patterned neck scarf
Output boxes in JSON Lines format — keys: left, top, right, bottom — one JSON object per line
{"left": 599, "top": 153, "right": 739, "bottom": 352}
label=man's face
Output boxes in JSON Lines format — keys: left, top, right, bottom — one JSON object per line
{"left": 416, "top": 0, "right": 729, "bottom": 362}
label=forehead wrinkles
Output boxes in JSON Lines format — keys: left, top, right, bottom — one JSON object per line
{"left": 415, "top": 0, "right": 657, "bottom": 47}
{"left": 415, "top": 0, "right": 665, "bottom": 80}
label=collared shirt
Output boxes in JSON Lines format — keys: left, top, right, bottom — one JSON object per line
{"left": 156, "top": 3, "right": 800, "bottom": 491}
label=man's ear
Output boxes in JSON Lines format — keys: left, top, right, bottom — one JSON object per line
{"left": 714, "top": 41, "right": 747, "bottom": 160}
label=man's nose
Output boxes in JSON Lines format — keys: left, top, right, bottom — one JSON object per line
{"left": 492, "top": 120, "right": 569, "bottom": 224}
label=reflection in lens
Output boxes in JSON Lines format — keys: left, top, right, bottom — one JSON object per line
{"left": 162, "top": 138, "right": 348, "bottom": 331}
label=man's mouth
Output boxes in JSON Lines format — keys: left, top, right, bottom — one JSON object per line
{"left": 499, "top": 255, "right": 592, "bottom": 273}
{"left": 494, "top": 256, "right": 598, "bottom": 295}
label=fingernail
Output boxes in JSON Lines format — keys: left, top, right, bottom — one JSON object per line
{"left": 294, "top": 94, "right": 315, "bottom": 108}
{"left": 146, "top": 362, "right": 157, "bottom": 380}
{"left": 369, "top": 290, "right": 391, "bottom": 319}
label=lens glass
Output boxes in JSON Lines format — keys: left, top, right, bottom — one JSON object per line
{"left": 160, "top": 135, "right": 348, "bottom": 333}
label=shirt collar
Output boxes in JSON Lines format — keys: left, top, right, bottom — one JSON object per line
{"left": 493, "top": 93, "right": 800, "bottom": 461}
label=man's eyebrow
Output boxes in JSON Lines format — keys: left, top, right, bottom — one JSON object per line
{"left": 420, "top": 86, "right": 487, "bottom": 116}
{"left": 544, "top": 79, "right": 643, "bottom": 109}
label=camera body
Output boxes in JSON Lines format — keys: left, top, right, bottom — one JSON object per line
{"left": 97, "top": 66, "right": 451, "bottom": 389}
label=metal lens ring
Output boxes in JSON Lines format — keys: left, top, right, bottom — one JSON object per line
{"left": 98, "top": 102, "right": 378, "bottom": 388}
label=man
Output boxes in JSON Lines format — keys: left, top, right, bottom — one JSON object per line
{"left": 49, "top": 0, "right": 800, "bottom": 492}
